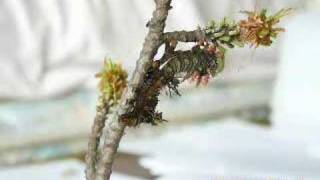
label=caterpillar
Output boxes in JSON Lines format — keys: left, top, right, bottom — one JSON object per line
{"left": 121, "top": 44, "right": 220, "bottom": 126}
{"left": 121, "top": 62, "right": 165, "bottom": 126}
{"left": 160, "top": 45, "right": 221, "bottom": 82}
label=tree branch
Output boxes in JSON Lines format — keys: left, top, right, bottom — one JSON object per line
{"left": 163, "top": 29, "right": 206, "bottom": 43}
{"left": 92, "top": 0, "right": 172, "bottom": 179}
{"left": 85, "top": 99, "right": 109, "bottom": 180}
{"left": 95, "top": 113, "right": 126, "bottom": 180}
{"left": 86, "top": 5, "right": 289, "bottom": 180}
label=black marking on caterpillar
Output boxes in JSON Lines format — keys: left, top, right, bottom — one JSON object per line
{"left": 121, "top": 62, "right": 166, "bottom": 126}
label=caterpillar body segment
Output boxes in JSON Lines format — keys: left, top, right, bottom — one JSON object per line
{"left": 160, "top": 46, "right": 218, "bottom": 81}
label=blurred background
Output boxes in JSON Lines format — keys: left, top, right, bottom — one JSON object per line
{"left": 0, "top": 0, "right": 320, "bottom": 179}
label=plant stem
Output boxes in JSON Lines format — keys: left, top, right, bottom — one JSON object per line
{"left": 163, "top": 29, "right": 205, "bottom": 43}
{"left": 85, "top": 99, "right": 109, "bottom": 180}
{"left": 91, "top": 0, "right": 172, "bottom": 179}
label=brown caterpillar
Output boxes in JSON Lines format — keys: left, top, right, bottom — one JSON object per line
{"left": 121, "top": 62, "right": 166, "bottom": 126}
{"left": 121, "top": 46, "right": 219, "bottom": 126}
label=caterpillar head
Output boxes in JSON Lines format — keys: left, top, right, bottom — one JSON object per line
{"left": 205, "top": 45, "right": 226, "bottom": 78}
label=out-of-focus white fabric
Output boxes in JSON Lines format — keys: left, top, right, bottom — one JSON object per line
{"left": 272, "top": 11, "right": 320, "bottom": 147}
{"left": 0, "top": 0, "right": 107, "bottom": 99}
{"left": 0, "top": 0, "right": 297, "bottom": 100}
{"left": 0, "top": 0, "right": 203, "bottom": 100}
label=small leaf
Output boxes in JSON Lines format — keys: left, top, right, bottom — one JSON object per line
{"left": 214, "top": 31, "right": 225, "bottom": 38}
{"left": 219, "top": 35, "right": 231, "bottom": 42}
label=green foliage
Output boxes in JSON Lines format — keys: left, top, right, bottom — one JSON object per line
{"left": 202, "top": 8, "right": 291, "bottom": 76}
{"left": 205, "top": 17, "right": 243, "bottom": 49}
{"left": 239, "top": 8, "right": 292, "bottom": 47}
{"left": 95, "top": 58, "right": 128, "bottom": 105}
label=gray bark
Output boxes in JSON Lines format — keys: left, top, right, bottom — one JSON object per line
{"left": 87, "top": 1, "right": 173, "bottom": 180}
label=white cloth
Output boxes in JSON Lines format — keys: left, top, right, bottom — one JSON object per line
{"left": 272, "top": 11, "right": 320, "bottom": 146}
{"left": 0, "top": 0, "right": 296, "bottom": 100}
{"left": 0, "top": 0, "right": 203, "bottom": 100}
